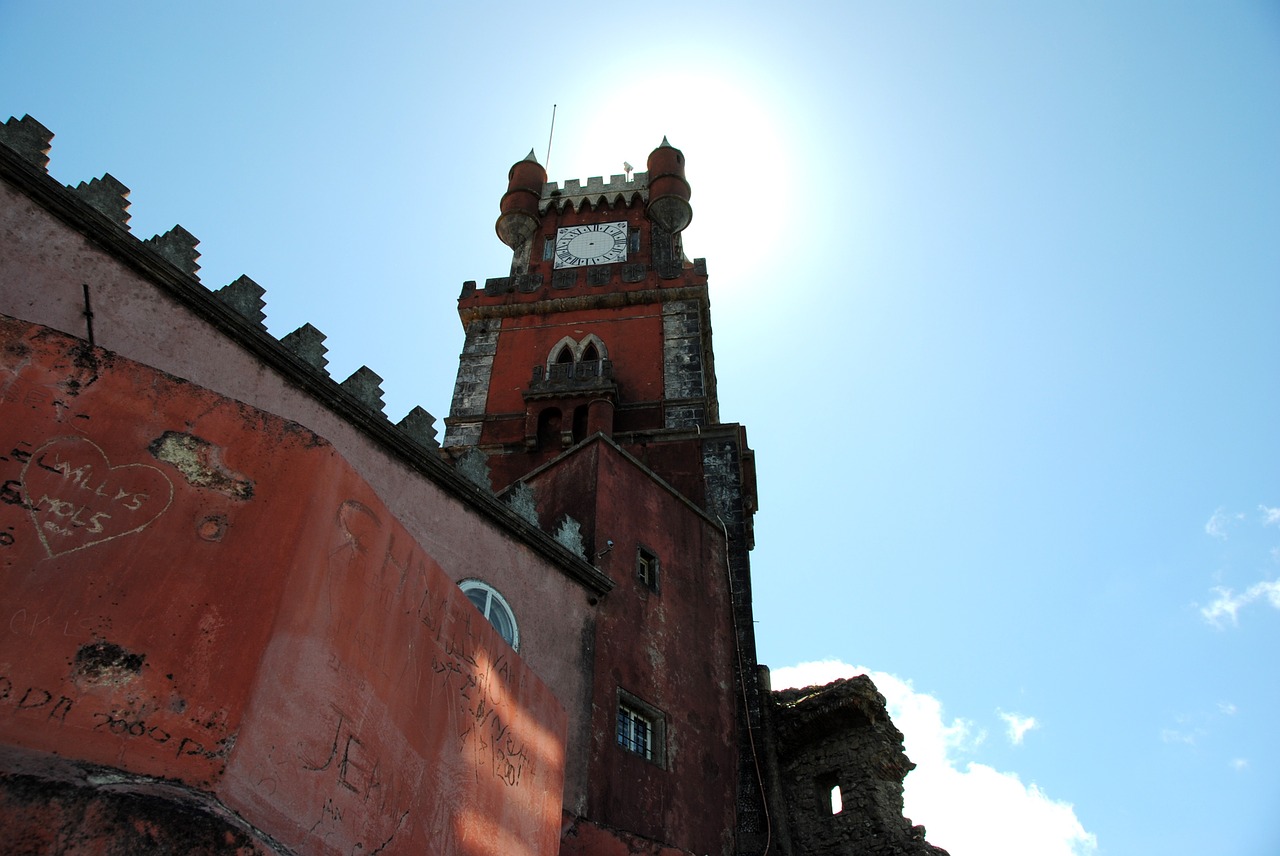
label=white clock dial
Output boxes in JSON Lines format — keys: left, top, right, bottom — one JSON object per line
{"left": 553, "top": 221, "right": 629, "bottom": 269}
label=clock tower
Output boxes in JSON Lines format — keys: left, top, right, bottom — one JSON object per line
{"left": 444, "top": 138, "right": 724, "bottom": 487}
{"left": 443, "top": 140, "right": 769, "bottom": 854}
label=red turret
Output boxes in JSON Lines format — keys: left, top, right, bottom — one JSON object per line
{"left": 645, "top": 137, "right": 692, "bottom": 234}
{"left": 496, "top": 149, "right": 547, "bottom": 248}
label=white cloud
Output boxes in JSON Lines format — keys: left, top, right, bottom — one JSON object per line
{"left": 1205, "top": 507, "right": 1244, "bottom": 539}
{"left": 1199, "top": 579, "right": 1280, "bottom": 627}
{"left": 770, "top": 660, "right": 1096, "bottom": 856}
{"left": 1160, "top": 728, "right": 1199, "bottom": 746}
{"left": 999, "top": 710, "right": 1039, "bottom": 745}
{"left": 1260, "top": 505, "right": 1280, "bottom": 527}
{"left": 1231, "top": 758, "right": 1249, "bottom": 772}
{"left": 1217, "top": 701, "right": 1237, "bottom": 716}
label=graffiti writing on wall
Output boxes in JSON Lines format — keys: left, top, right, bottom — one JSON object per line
{"left": 18, "top": 436, "right": 174, "bottom": 557}
{"left": 299, "top": 703, "right": 412, "bottom": 854}
{"left": 0, "top": 669, "right": 235, "bottom": 769}
{"left": 331, "top": 498, "right": 532, "bottom": 786}
{"left": 0, "top": 676, "right": 74, "bottom": 722}
{"left": 433, "top": 642, "right": 532, "bottom": 789}
{"left": 0, "top": 435, "right": 174, "bottom": 558}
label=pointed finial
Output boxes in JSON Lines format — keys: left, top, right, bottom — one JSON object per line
{"left": 523, "top": 148, "right": 539, "bottom": 164}
{"left": 659, "top": 136, "right": 672, "bottom": 148}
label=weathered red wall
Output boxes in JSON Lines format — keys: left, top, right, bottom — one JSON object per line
{"left": 0, "top": 172, "right": 601, "bottom": 814}
{"left": 528, "top": 438, "right": 739, "bottom": 856}
{"left": 0, "top": 317, "right": 566, "bottom": 854}
{"left": 483, "top": 308, "right": 665, "bottom": 418}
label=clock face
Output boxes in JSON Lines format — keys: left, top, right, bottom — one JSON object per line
{"left": 553, "top": 221, "right": 629, "bottom": 269}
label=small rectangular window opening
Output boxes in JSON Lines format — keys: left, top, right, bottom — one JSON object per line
{"left": 615, "top": 691, "right": 666, "bottom": 766}
{"left": 629, "top": 227, "right": 641, "bottom": 254}
{"left": 542, "top": 237, "right": 554, "bottom": 260}
{"left": 616, "top": 704, "right": 653, "bottom": 759}
{"left": 636, "top": 546, "right": 659, "bottom": 592}
{"left": 817, "top": 772, "right": 842, "bottom": 816}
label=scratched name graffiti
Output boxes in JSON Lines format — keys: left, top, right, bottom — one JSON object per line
{"left": 11, "top": 436, "right": 174, "bottom": 557}
{"left": 0, "top": 670, "right": 233, "bottom": 768}
{"left": 0, "top": 676, "right": 74, "bottom": 722}
{"left": 432, "top": 643, "right": 532, "bottom": 788}
{"left": 299, "top": 704, "right": 413, "bottom": 854}
{"left": 329, "top": 499, "right": 534, "bottom": 789}
{"left": 90, "top": 708, "right": 234, "bottom": 762}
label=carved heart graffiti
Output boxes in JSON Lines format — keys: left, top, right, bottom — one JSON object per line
{"left": 21, "top": 436, "right": 174, "bottom": 557}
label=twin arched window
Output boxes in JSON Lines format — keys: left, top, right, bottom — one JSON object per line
{"left": 549, "top": 334, "right": 606, "bottom": 369}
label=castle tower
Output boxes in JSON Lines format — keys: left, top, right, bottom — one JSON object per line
{"left": 444, "top": 141, "right": 770, "bottom": 855}
{"left": 444, "top": 139, "right": 721, "bottom": 492}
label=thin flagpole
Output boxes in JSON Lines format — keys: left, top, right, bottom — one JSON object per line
{"left": 545, "top": 104, "right": 556, "bottom": 172}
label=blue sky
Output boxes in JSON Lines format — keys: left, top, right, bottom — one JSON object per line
{"left": 3, "top": 3, "right": 1278, "bottom": 854}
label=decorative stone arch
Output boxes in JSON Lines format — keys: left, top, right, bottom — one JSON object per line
{"left": 546, "top": 334, "right": 609, "bottom": 369}
{"left": 549, "top": 336, "right": 577, "bottom": 368}
{"left": 579, "top": 333, "right": 608, "bottom": 362}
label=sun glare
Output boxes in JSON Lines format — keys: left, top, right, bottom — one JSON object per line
{"left": 542, "top": 67, "right": 796, "bottom": 296}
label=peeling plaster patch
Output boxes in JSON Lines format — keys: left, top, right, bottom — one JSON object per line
{"left": 73, "top": 641, "right": 145, "bottom": 686}
{"left": 148, "top": 432, "right": 253, "bottom": 499}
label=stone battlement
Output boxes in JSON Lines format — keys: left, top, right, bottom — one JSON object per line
{"left": 0, "top": 113, "right": 439, "bottom": 449}
{"left": 540, "top": 171, "right": 648, "bottom": 213}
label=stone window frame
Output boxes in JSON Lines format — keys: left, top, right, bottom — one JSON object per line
{"left": 615, "top": 689, "right": 666, "bottom": 767}
{"left": 546, "top": 334, "right": 609, "bottom": 370}
{"left": 458, "top": 578, "right": 519, "bottom": 651}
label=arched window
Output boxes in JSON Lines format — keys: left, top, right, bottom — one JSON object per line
{"left": 546, "top": 335, "right": 608, "bottom": 371}
{"left": 459, "top": 579, "right": 519, "bottom": 650}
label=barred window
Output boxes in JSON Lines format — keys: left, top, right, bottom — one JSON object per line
{"left": 615, "top": 691, "right": 665, "bottom": 766}
{"left": 616, "top": 704, "right": 654, "bottom": 759}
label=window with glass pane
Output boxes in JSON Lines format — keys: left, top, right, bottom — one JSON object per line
{"left": 458, "top": 580, "right": 519, "bottom": 650}
{"left": 616, "top": 704, "right": 653, "bottom": 759}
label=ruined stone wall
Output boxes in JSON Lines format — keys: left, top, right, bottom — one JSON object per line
{"left": 764, "top": 676, "right": 949, "bottom": 856}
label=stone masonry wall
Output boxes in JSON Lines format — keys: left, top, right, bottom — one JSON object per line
{"left": 766, "top": 677, "right": 949, "bottom": 856}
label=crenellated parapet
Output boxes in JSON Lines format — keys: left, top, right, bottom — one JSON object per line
{"left": 0, "top": 115, "right": 52, "bottom": 172}
{"left": 0, "top": 113, "right": 441, "bottom": 451}
{"left": 540, "top": 172, "right": 649, "bottom": 214}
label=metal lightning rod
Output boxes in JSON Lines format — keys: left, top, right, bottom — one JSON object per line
{"left": 545, "top": 104, "right": 557, "bottom": 173}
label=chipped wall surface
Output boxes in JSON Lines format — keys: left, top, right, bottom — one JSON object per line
{"left": 0, "top": 318, "right": 567, "bottom": 854}
{"left": 525, "top": 438, "right": 739, "bottom": 856}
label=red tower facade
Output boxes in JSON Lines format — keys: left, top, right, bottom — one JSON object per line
{"left": 444, "top": 140, "right": 769, "bottom": 854}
